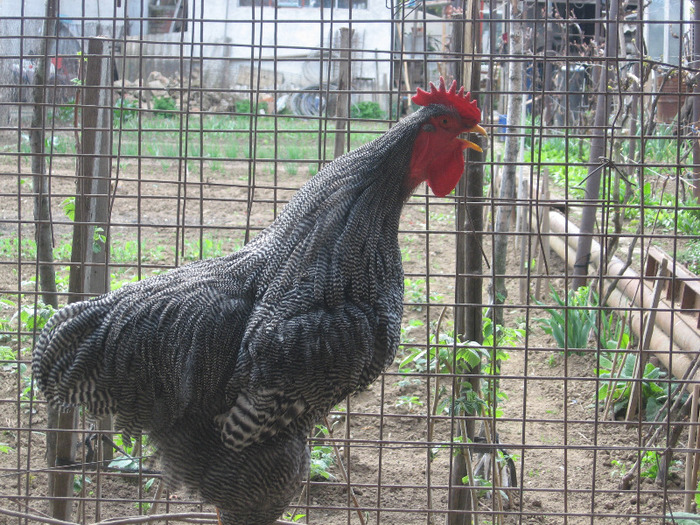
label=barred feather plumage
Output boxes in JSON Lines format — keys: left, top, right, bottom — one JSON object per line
{"left": 32, "top": 101, "right": 476, "bottom": 525}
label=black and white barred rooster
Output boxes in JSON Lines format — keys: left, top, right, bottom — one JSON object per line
{"left": 33, "top": 78, "right": 485, "bottom": 525}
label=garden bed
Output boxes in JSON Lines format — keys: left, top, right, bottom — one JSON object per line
{"left": 0, "top": 116, "right": 697, "bottom": 523}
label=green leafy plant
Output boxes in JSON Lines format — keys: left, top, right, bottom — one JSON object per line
{"left": 399, "top": 318, "right": 517, "bottom": 422}
{"left": 135, "top": 501, "right": 152, "bottom": 512}
{"left": 235, "top": 99, "right": 258, "bottom": 114}
{"left": 0, "top": 346, "right": 17, "bottom": 372}
{"left": 309, "top": 424, "right": 335, "bottom": 481}
{"left": 598, "top": 310, "right": 631, "bottom": 351}
{"left": 0, "top": 237, "right": 38, "bottom": 260}
{"left": 642, "top": 450, "right": 659, "bottom": 478}
{"left": 524, "top": 136, "right": 589, "bottom": 197}
{"left": 152, "top": 95, "right": 177, "bottom": 117}
{"left": 61, "top": 197, "right": 76, "bottom": 221}
{"left": 74, "top": 475, "right": 91, "bottom": 493}
{"left": 625, "top": 183, "right": 700, "bottom": 235}
{"left": 536, "top": 286, "right": 596, "bottom": 353}
{"left": 663, "top": 512, "right": 700, "bottom": 525}
{"left": 109, "top": 433, "right": 152, "bottom": 472}
{"left": 0, "top": 299, "right": 52, "bottom": 411}
{"left": 114, "top": 98, "right": 139, "bottom": 123}
{"left": 403, "top": 278, "right": 443, "bottom": 312}
{"left": 53, "top": 99, "right": 77, "bottom": 122}
{"left": 395, "top": 395, "right": 423, "bottom": 411}
{"left": 282, "top": 511, "right": 307, "bottom": 523}
{"left": 610, "top": 458, "right": 627, "bottom": 478}
{"left": 679, "top": 239, "right": 700, "bottom": 275}
{"left": 351, "top": 101, "right": 385, "bottom": 120}
{"left": 596, "top": 353, "right": 675, "bottom": 420}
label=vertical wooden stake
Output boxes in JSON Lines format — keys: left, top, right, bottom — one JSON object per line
{"left": 449, "top": 2, "right": 483, "bottom": 524}
{"left": 334, "top": 28, "right": 353, "bottom": 159}
{"left": 517, "top": 167, "right": 529, "bottom": 303}
{"left": 53, "top": 37, "right": 114, "bottom": 522}
{"left": 625, "top": 258, "right": 667, "bottom": 422}
{"left": 685, "top": 385, "right": 700, "bottom": 512}
{"left": 81, "top": 42, "right": 116, "bottom": 519}
{"left": 534, "top": 171, "right": 551, "bottom": 301}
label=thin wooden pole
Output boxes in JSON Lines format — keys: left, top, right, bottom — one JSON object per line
{"left": 684, "top": 385, "right": 700, "bottom": 512}
{"left": 334, "top": 28, "right": 353, "bottom": 159}
{"left": 51, "top": 37, "right": 115, "bottom": 522}
{"left": 572, "top": 0, "right": 620, "bottom": 289}
{"left": 625, "top": 258, "right": 667, "bottom": 422}
{"left": 449, "top": 1, "right": 484, "bottom": 523}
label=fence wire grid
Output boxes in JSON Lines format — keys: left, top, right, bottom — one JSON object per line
{"left": 1, "top": 0, "right": 700, "bottom": 524}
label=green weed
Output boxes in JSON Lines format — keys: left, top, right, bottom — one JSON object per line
{"left": 114, "top": 98, "right": 139, "bottom": 124}
{"left": 403, "top": 278, "right": 444, "bottom": 311}
{"left": 399, "top": 320, "right": 516, "bottom": 422}
{"left": 395, "top": 395, "right": 423, "bottom": 411}
{"left": 282, "top": 511, "right": 306, "bottom": 523}
{"left": 0, "top": 237, "right": 38, "bottom": 260}
{"left": 74, "top": 475, "right": 91, "bottom": 493}
{"left": 351, "top": 101, "right": 385, "bottom": 120}
{"left": 679, "top": 239, "right": 700, "bottom": 274}
{"left": 596, "top": 353, "right": 677, "bottom": 420}
{"left": 309, "top": 424, "right": 335, "bottom": 481}
{"left": 525, "top": 137, "right": 589, "bottom": 197}
{"left": 109, "top": 433, "right": 152, "bottom": 472}
{"left": 536, "top": 286, "right": 597, "bottom": 353}
{"left": 152, "top": 95, "right": 177, "bottom": 117}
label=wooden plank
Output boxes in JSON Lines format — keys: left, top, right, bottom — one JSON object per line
{"left": 645, "top": 246, "right": 700, "bottom": 327}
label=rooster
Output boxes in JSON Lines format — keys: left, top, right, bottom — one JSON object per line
{"left": 33, "top": 78, "right": 485, "bottom": 525}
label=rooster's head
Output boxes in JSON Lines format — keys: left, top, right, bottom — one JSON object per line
{"left": 406, "top": 77, "right": 486, "bottom": 197}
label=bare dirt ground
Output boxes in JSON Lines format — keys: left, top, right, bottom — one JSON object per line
{"left": 0, "top": 148, "right": 691, "bottom": 525}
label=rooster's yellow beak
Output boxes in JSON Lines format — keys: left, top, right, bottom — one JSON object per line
{"left": 459, "top": 124, "right": 488, "bottom": 153}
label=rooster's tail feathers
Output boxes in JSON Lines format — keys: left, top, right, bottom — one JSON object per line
{"left": 32, "top": 298, "right": 116, "bottom": 415}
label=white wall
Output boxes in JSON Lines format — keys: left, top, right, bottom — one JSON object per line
{"left": 127, "top": 0, "right": 396, "bottom": 94}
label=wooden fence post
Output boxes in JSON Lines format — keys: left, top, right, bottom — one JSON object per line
{"left": 334, "top": 28, "right": 353, "bottom": 158}
{"left": 50, "top": 36, "right": 114, "bottom": 522}
{"left": 79, "top": 37, "right": 115, "bottom": 478}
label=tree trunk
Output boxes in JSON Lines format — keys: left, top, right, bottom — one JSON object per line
{"left": 571, "top": 0, "right": 620, "bottom": 290}
{"left": 489, "top": 0, "right": 524, "bottom": 326}
{"left": 30, "top": 6, "right": 57, "bottom": 310}
{"left": 30, "top": 1, "right": 77, "bottom": 521}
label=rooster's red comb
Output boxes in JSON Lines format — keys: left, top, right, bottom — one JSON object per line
{"left": 412, "top": 77, "right": 481, "bottom": 122}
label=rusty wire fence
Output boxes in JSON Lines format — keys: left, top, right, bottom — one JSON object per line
{"left": 1, "top": 0, "right": 700, "bottom": 524}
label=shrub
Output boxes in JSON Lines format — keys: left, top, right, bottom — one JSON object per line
{"left": 235, "top": 99, "right": 258, "bottom": 114}
{"left": 152, "top": 95, "right": 177, "bottom": 117}
{"left": 351, "top": 101, "right": 385, "bottom": 120}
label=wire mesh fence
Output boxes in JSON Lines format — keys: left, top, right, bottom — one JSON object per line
{"left": 1, "top": 0, "right": 699, "bottom": 524}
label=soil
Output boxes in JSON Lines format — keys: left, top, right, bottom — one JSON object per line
{"left": 0, "top": 146, "right": 693, "bottom": 525}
